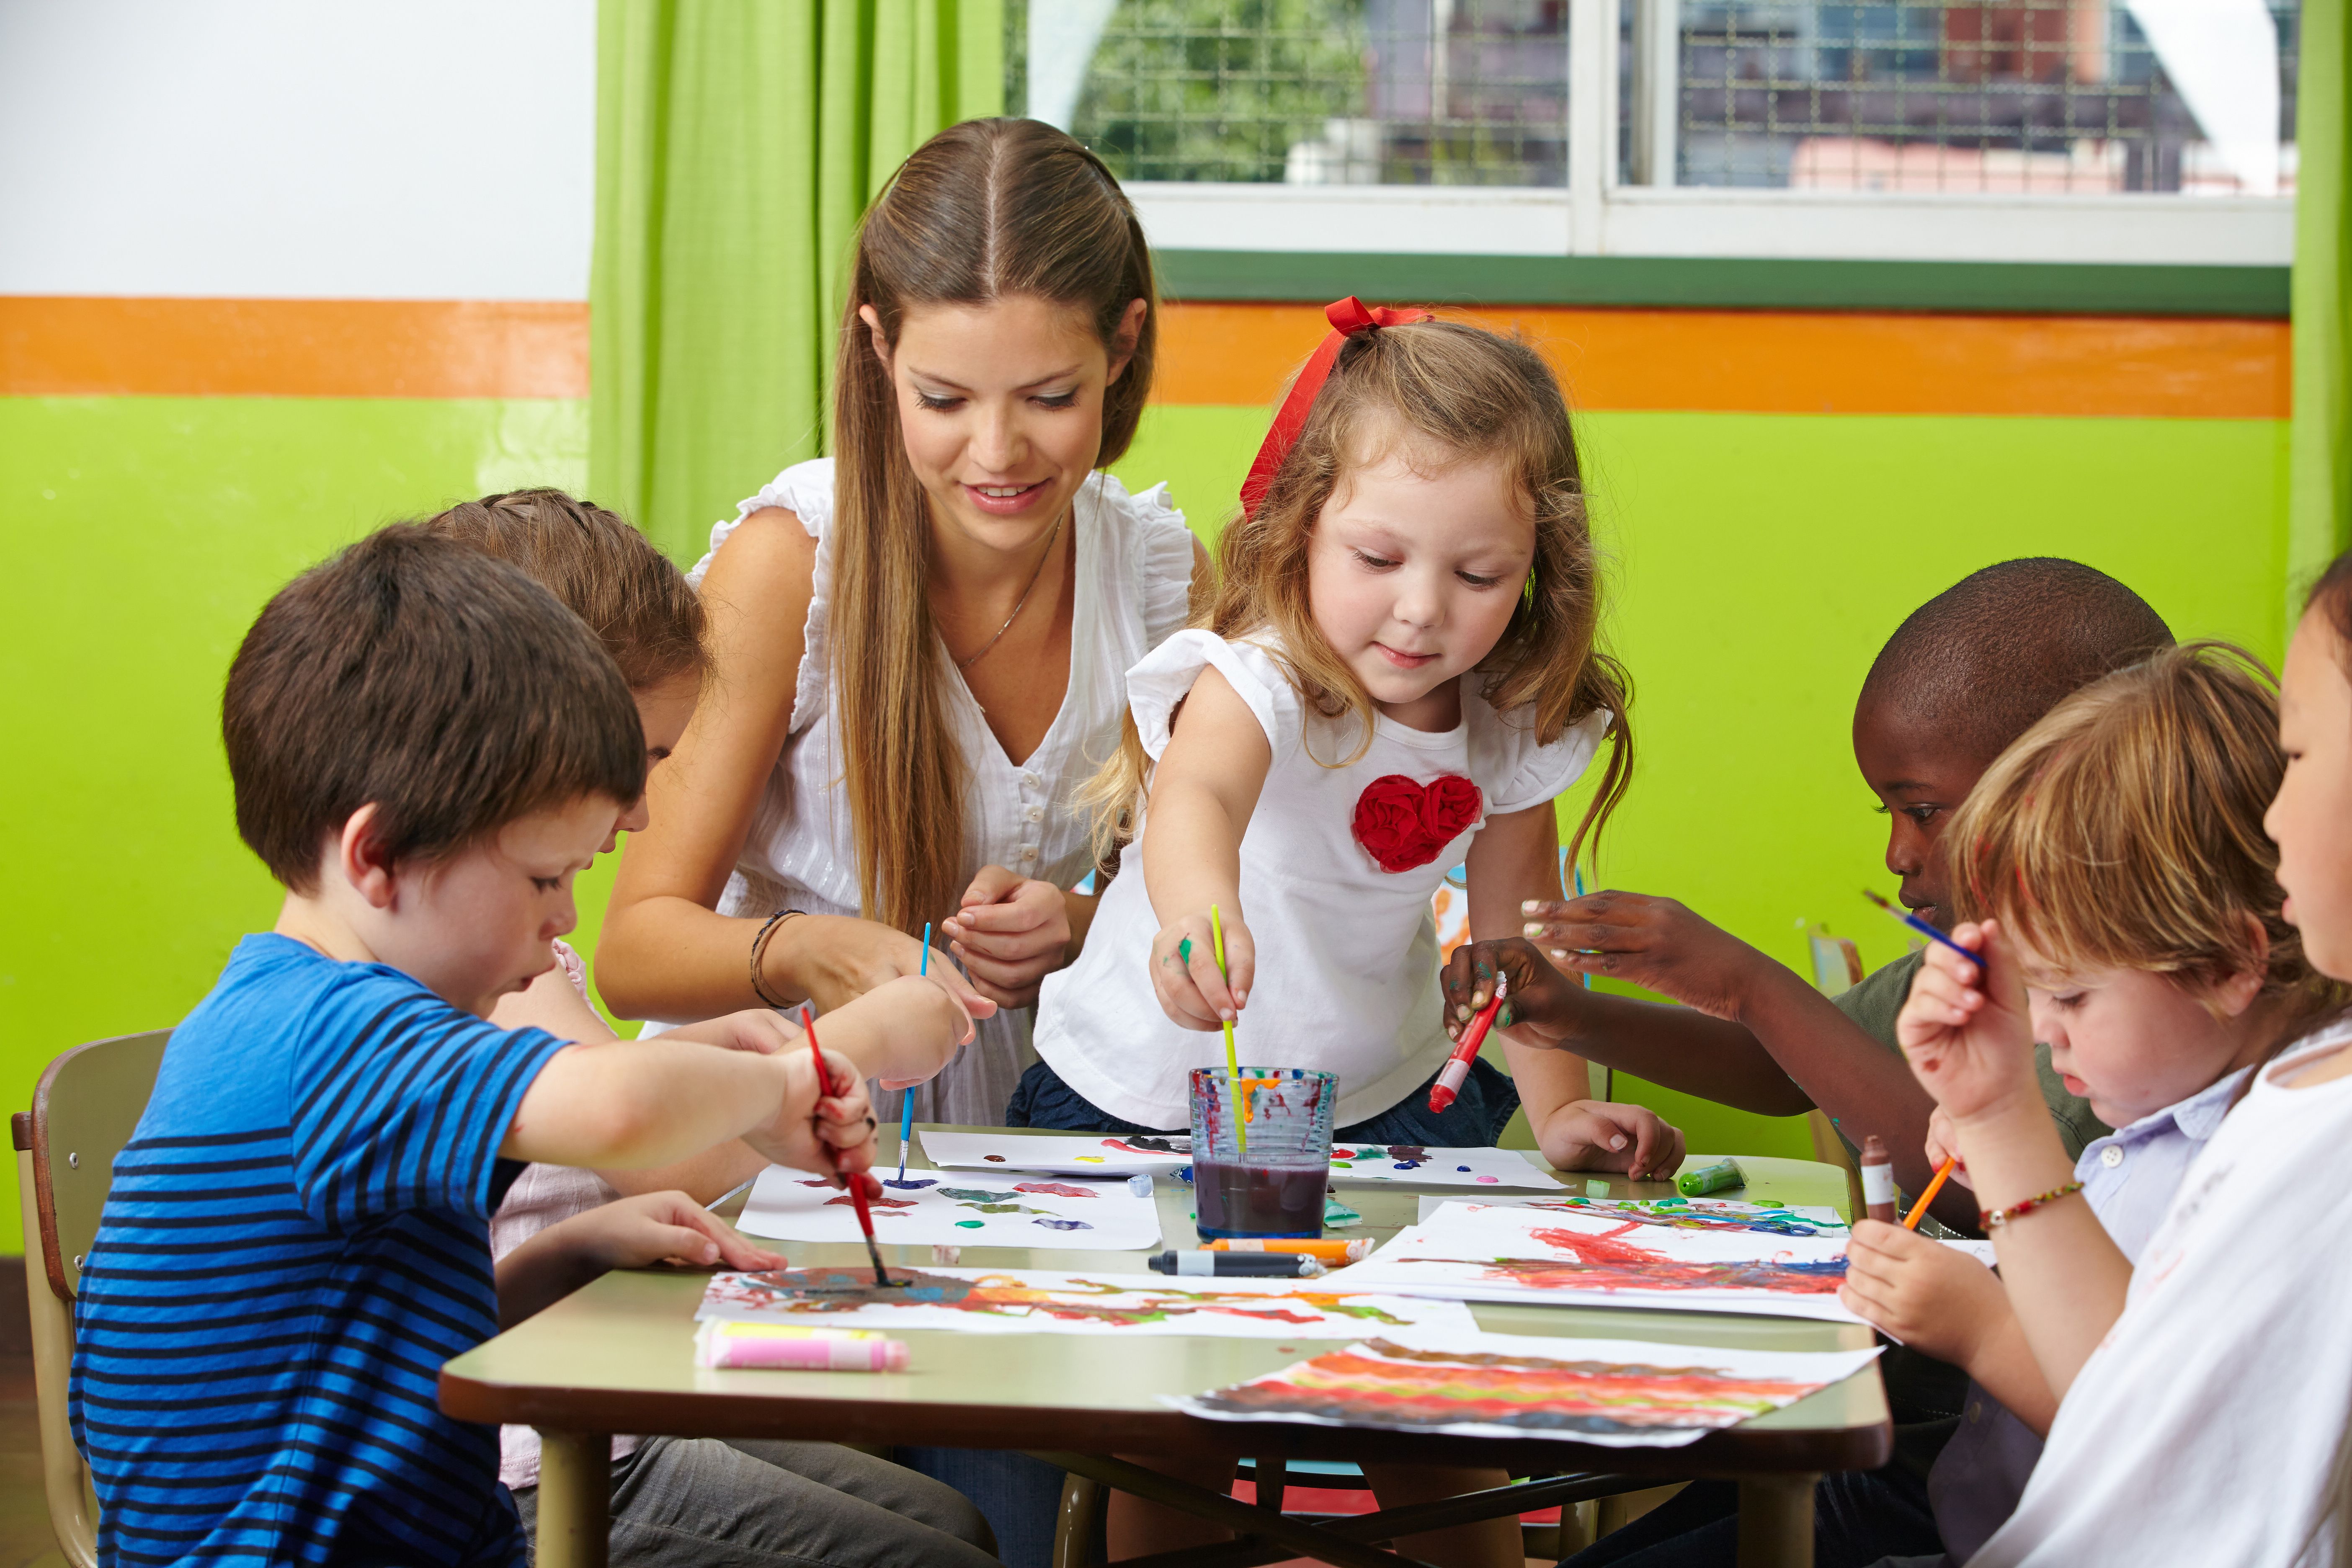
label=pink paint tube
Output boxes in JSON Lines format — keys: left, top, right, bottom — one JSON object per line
{"left": 696, "top": 1322, "right": 909, "bottom": 1371}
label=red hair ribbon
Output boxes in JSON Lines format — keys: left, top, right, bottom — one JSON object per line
{"left": 1238, "top": 296, "right": 1433, "bottom": 520}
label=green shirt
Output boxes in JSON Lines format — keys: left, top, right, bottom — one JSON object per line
{"left": 1831, "top": 947, "right": 2109, "bottom": 1162}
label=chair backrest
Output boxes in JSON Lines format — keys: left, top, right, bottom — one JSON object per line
{"left": 31, "top": 1029, "right": 169, "bottom": 1300}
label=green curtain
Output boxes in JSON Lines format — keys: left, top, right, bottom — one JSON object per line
{"left": 2291, "top": 0, "right": 2351, "bottom": 608}
{"left": 591, "top": 0, "right": 1005, "bottom": 561}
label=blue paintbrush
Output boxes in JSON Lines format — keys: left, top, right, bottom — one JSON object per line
{"left": 897, "top": 921, "right": 931, "bottom": 1184}
{"left": 1862, "top": 889, "right": 1982, "bottom": 974}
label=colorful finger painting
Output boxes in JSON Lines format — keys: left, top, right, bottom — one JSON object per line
{"left": 735, "top": 1166, "right": 1163, "bottom": 1251}
{"left": 1324, "top": 1145, "right": 1563, "bottom": 1189}
{"left": 1170, "top": 1327, "right": 1881, "bottom": 1447}
{"left": 1413, "top": 1196, "right": 1850, "bottom": 1238}
{"left": 696, "top": 1266, "right": 1483, "bottom": 1338}
{"left": 1337, "top": 1201, "right": 1863, "bottom": 1323}
{"left": 921, "top": 1131, "right": 1194, "bottom": 1176}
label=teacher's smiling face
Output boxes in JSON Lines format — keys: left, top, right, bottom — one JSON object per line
{"left": 861, "top": 294, "right": 1146, "bottom": 553}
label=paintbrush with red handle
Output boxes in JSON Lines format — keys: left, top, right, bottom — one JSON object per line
{"left": 1429, "top": 975, "right": 1507, "bottom": 1114}
{"left": 802, "top": 1004, "right": 895, "bottom": 1287}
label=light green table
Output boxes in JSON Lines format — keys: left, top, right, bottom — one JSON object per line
{"left": 441, "top": 1134, "right": 1885, "bottom": 1568}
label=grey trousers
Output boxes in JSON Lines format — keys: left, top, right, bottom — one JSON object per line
{"left": 512, "top": 1437, "right": 1003, "bottom": 1567}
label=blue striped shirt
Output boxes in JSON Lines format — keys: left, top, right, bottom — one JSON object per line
{"left": 71, "top": 934, "right": 570, "bottom": 1567}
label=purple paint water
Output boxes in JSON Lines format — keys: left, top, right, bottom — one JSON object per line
{"left": 1192, "top": 1157, "right": 1326, "bottom": 1239}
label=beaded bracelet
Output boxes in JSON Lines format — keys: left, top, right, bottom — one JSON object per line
{"left": 1980, "top": 1181, "right": 2083, "bottom": 1230}
{"left": 748, "top": 908, "right": 805, "bottom": 1010}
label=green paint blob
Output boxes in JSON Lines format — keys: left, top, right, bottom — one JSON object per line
{"left": 954, "top": 1220, "right": 984, "bottom": 1229}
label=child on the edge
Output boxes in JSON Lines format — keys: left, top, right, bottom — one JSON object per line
{"left": 1831, "top": 641, "right": 2339, "bottom": 1565}
{"left": 1024, "top": 304, "right": 1677, "bottom": 1568}
{"left": 1025, "top": 304, "right": 1678, "bottom": 1175}
{"left": 68, "top": 528, "right": 975, "bottom": 1567}
{"left": 1877, "top": 563, "right": 2352, "bottom": 1565}
{"left": 418, "top": 491, "right": 1001, "bottom": 1565}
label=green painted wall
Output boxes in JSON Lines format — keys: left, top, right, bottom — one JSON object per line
{"left": 0, "top": 396, "right": 591, "bottom": 1251}
{"left": 1113, "top": 404, "right": 2292, "bottom": 1159}
{"left": 0, "top": 392, "right": 2288, "bottom": 1249}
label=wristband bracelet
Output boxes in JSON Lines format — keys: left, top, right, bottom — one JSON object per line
{"left": 1980, "top": 1181, "right": 2082, "bottom": 1230}
{"left": 749, "top": 908, "right": 805, "bottom": 1010}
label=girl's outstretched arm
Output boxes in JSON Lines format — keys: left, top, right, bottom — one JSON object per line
{"left": 1467, "top": 804, "right": 1686, "bottom": 1176}
{"left": 1140, "top": 666, "right": 1274, "bottom": 1030}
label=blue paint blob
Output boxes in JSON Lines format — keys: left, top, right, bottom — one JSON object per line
{"left": 882, "top": 1178, "right": 938, "bottom": 1190}
{"left": 1032, "top": 1217, "right": 1093, "bottom": 1231}
{"left": 1456, "top": 1165, "right": 1473, "bottom": 1172}
{"left": 1391, "top": 1160, "right": 1422, "bottom": 1171}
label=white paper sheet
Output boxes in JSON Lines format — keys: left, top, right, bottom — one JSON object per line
{"left": 1168, "top": 1326, "right": 1881, "bottom": 1447}
{"left": 1335, "top": 1201, "right": 1861, "bottom": 1324}
{"left": 919, "top": 1130, "right": 1194, "bottom": 1175}
{"left": 1325, "top": 1144, "right": 1563, "bottom": 1189}
{"left": 734, "top": 1166, "right": 1163, "bottom": 1251}
{"left": 1413, "top": 1195, "right": 1849, "bottom": 1236}
{"left": 696, "top": 1266, "right": 1483, "bottom": 1337}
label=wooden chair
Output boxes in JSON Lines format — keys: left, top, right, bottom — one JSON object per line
{"left": 12, "top": 1029, "right": 171, "bottom": 1568}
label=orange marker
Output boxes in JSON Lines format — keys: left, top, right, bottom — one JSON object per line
{"left": 1204, "top": 1238, "right": 1373, "bottom": 1262}
{"left": 1904, "top": 1157, "right": 1958, "bottom": 1231}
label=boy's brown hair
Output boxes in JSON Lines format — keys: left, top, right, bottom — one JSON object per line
{"left": 1947, "top": 642, "right": 2340, "bottom": 1026}
{"left": 224, "top": 526, "right": 646, "bottom": 892}
{"left": 413, "top": 489, "right": 706, "bottom": 691}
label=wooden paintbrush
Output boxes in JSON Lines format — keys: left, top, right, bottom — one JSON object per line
{"left": 802, "top": 1004, "right": 895, "bottom": 1287}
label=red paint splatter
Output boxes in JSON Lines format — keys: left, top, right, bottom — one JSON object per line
{"left": 1014, "top": 1182, "right": 1097, "bottom": 1199}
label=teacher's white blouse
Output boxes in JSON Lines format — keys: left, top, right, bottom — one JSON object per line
{"left": 685, "top": 458, "right": 1194, "bottom": 1126}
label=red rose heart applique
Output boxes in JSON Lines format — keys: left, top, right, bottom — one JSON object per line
{"left": 1351, "top": 774, "right": 1484, "bottom": 874}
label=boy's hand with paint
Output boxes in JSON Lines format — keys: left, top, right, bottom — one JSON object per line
{"left": 496, "top": 1189, "right": 786, "bottom": 1330}
{"left": 1923, "top": 1106, "right": 1973, "bottom": 1190}
{"left": 1519, "top": 890, "right": 1772, "bottom": 1021}
{"left": 1840, "top": 1220, "right": 2058, "bottom": 1434}
{"left": 1437, "top": 937, "right": 1687, "bottom": 1179}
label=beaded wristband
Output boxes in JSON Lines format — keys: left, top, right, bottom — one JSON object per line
{"left": 1980, "top": 1181, "right": 2083, "bottom": 1230}
{"left": 748, "top": 908, "right": 805, "bottom": 1010}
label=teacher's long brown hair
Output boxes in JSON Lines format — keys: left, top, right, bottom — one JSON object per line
{"left": 829, "top": 118, "right": 1157, "bottom": 932}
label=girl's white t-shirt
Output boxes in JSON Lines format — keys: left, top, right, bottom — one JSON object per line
{"left": 1970, "top": 1021, "right": 2352, "bottom": 1568}
{"left": 1033, "top": 629, "right": 1605, "bottom": 1130}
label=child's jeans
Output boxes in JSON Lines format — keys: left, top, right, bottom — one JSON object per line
{"left": 1006, "top": 1057, "right": 1524, "bottom": 1147}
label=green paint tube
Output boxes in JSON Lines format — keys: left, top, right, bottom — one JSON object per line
{"left": 1676, "top": 1158, "right": 1745, "bottom": 1197}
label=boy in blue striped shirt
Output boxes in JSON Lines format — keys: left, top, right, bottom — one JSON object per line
{"left": 70, "top": 528, "right": 974, "bottom": 1567}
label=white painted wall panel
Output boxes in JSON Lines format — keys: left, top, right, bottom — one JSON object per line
{"left": 0, "top": 0, "right": 595, "bottom": 299}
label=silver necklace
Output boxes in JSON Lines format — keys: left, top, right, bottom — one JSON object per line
{"left": 954, "top": 509, "right": 1064, "bottom": 671}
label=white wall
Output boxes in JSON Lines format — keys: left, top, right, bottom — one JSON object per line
{"left": 0, "top": 0, "right": 596, "bottom": 299}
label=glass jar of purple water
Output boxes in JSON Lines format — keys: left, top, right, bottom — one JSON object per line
{"left": 1188, "top": 1066, "right": 1336, "bottom": 1240}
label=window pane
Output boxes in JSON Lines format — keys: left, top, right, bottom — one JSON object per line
{"left": 1016, "top": 0, "right": 1573, "bottom": 186}
{"left": 1656, "top": 0, "right": 2298, "bottom": 194}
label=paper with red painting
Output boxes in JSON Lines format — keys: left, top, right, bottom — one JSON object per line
{"left": 734, "top": 1165, "right": 1164, "bottom": 1250}
{"left": 1333, "top": 1200, "right": 1862, "bottom": 1323}
{"left": 696, "top": 1266, "right": 1481, "bottom": 1338}
{"left": 1168, "top": 1326, "right": 1880, "bottom": 1446}
{"left": 920, "top": 1130, "right": 1194, "bottom": 1176}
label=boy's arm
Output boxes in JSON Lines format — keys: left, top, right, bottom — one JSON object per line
{"left": 1466, "top": 805, "right": 1684, "bottom": 1178}
{"left": 495, "top": 1191, "right": 785, "bottom": 1328}
{"left": 1140, "top": 667, "right": 1274, "bottom": 1027}
{"left": 1525, "top": 892, "right": 1961, "bottom": 1222}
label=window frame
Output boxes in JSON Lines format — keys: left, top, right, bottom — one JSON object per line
{"left": 1119, "top": 0, "right": 2296, "bottom": 268}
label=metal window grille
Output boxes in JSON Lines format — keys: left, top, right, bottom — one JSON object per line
{"left": 1645, "top": 0, "right": 2298, "bottom": 192}
{"left": 1015, "top": 0, "right": 2296, "bottom": 196}
{"left": 1029, "top": 0, "right": 1575, "bottom": 185}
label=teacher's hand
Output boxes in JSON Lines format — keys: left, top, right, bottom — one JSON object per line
{"left": 942, "top": 865, "right": 1074, "bottom": 1008}
{"left": 769, "top": 914, "right": 990, "bottom": 1020}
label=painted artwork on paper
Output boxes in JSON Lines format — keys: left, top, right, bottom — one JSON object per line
{"left": 1172, "top": 1327, "right": 1881, "bottom": 1447}
{"left": 1325, "top": 1145, "right": 1563, "bottom": 1190}
{"left": 920, "top": 1131, "right": 1193, "bottom": 1176}
{"left": 1336, "top": 1202, "right": 1860, "bottom": 1323}
{"left": 734, "top": 1166, "right": 1163, "bottom": 1251}
{"left": 1413, "top": 1196, "right": 1849, "bottom": 1238}
{"left": 697, "top": 1266, "right": 1483, "bottom": 1338}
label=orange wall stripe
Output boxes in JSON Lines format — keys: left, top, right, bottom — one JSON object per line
{"left": 0, "top": 297, "right": 588, "bottom": 399}
{"left": 1155, "top": 301, "right": 2289, "bottom": 420}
